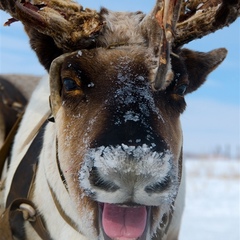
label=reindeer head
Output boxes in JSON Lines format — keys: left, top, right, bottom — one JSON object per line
{"left": 51, "top": 44, "right": 226, "bottom": 239}
{"left": 1, "top": 0, "right": 239, "bottom": 239}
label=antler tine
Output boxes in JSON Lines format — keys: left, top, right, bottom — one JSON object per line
{"left": 143, "top": 0, "right": 182, "bottom": 90}
{"left": 1, "top": 0, "right": 103, "bottom": 52}
{"left": 175, "top": 0, "right": 240, "bottom": 47}
{"left": 153, "top": 0, "right": 182, "bottom": 90}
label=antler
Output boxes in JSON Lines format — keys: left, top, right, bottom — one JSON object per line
{"left": 140, "top": 0, "right": 182, "bottom": 90}
{"left": 1, "top": 0, "right": 239, "bottom": 89}
{"left": 154, "top": 0, "right": 182, "bottom": 90}
{"left": 142, "top": 0, "right": 239, "bottom": 90}
{"left": 0, "top": 0, "right": 103, "bottom": 51}
{"left": 175, "top": 0, "right": 240, "bottom": 47}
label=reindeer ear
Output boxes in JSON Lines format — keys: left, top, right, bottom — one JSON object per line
{"left": 180, "top": 48, "right": 227, "bottom": 94}
{"left": 25, "top": 26, "right": 64, "bottom": 71}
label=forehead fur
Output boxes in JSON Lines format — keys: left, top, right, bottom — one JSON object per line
{"left": 62, "top": 46, "right": 153, "bottom": 87}
{"left": 98, "top": 9, "right": 146, "bottom": 47}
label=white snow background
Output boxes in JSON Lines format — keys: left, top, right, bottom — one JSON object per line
{"left": 179, "top": 159, "right": 240, "bottom": 240}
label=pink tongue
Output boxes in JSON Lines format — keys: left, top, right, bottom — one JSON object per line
{"left": 102, "top": 203, "right": 147, "bottom": 239}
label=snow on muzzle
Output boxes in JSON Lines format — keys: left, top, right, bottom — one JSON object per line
{"left": 79, "top": 144, "right": 178, "bottom": 239}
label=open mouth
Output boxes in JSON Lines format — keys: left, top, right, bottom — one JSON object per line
{"left": 99, "top": 203, "right": 151, "bottom": 240}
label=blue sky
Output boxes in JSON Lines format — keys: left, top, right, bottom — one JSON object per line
{"left": 0, "top": 1, "right": 239, "bottom": 157}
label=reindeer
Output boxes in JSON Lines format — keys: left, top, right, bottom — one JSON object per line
{"left": 0, "top": 0, "right": 239, "bottom": 239}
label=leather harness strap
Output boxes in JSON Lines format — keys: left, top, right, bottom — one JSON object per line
{"left": 6, "top": 123, "right": 46, "bottom": 206}
{"left": 0, "top": 77, "right": 27, "bottom": 179}
{"left": 0, "top": 198, "right": 51, "bottom": 240}
{"left": 0, "top": 122, "right": 52, "bottom": 240}
{"left": 0, "top": 112, "right": 23, "bottom": 179}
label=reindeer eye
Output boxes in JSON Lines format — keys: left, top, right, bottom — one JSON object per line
{"left": 175, "top": 84, "right": 188, "bottom": 96}
{"left": 63, "top": 78, "right": 79, "bottom": 91}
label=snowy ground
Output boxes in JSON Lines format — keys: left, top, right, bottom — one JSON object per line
{"left": 179, "top": 159, "right": 240, "bottom": 240}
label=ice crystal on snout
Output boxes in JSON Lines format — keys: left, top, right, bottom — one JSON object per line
{"left": 87, "top": 82, "right": 95, "bottom": 88}
{"left": 123, "top": 111, "right": 140, "bottom": 122}
{"left": 111, "top": 63, "right": 165, "bottom": 127}
{"left": 79, "top": 153, "right": 95, "bottom": 196}
{"left": 77, "top": 50, "right": 82, "bottom": 57}
{"left": 79, "top": 144, "right": 174, "bottom": 196}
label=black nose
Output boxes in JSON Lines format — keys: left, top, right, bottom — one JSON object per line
{"left": 91, "top": 121, "right": 168, "bottom": 153}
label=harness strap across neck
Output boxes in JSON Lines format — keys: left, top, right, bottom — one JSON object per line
{"left": 0, "top": 112, "right": 23, "bottom": 179}
{"left": 0, "top": 198, "right": 51, "bottom": 240}
{"left": 0, "top": 122, "right": 52, "bottom": 240}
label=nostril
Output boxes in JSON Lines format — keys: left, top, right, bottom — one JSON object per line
{"left": 145, "top": 176, "right": 171, "bottom": 194}
{"left": 89, "top": 167, "right": 120, "bottom": 192}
